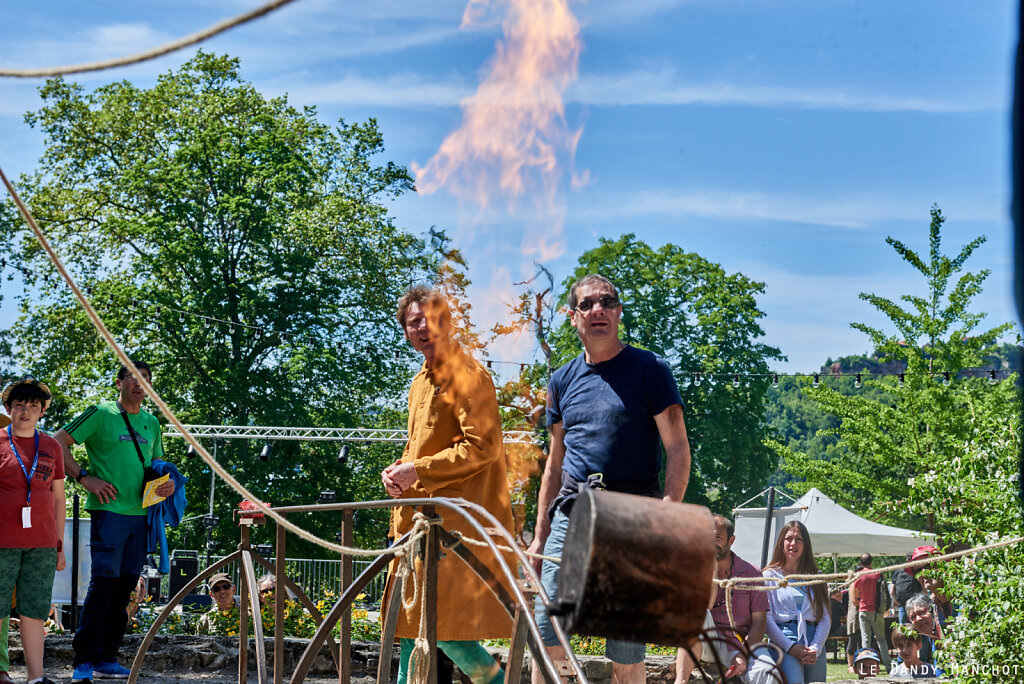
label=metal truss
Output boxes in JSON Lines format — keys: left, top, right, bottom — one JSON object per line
{"left": 164, "top": 424, "right": 541, "bottom": 445}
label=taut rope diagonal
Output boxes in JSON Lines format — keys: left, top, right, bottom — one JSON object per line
{"left": 0, "top": 0, "right": 302, "bottom": 78}
{"left": 0, "top": 164, "right": 410, "bottom": 559}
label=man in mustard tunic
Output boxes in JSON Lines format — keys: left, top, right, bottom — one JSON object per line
{"left": 382, "top": 285, "right": 514, "bottom": 684}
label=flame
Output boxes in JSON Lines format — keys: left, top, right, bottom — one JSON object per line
{"left": 412, "top": 0, "right": 586, "bottom": 260}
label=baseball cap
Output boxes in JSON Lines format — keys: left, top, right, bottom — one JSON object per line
{"left": 911, "top": 545, "right": 939, "bottom": 561}
{"left": 853, "top": 648, "right": 880, "bottom": 664}
{"left": 2, "top": 376, "right": 52, "bottom": 410}
{"left": 207, "top": 573, "right": 233, "bottom": 590}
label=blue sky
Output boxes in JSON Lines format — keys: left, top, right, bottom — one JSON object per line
{"left": 0, "top": 0, "right": 1019, "bottom": 373}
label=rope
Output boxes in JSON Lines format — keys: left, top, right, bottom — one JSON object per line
{"left": 389, "top": 513, "right": 435, "bottom": 684}
{"left": 0, "top": 165, "right": 422, "bottom": 561}
{"left": 715, "top": 534, "right": 1024, "bottom": 634}
{"left": 0, "top": 0, "right": 301, "bottom": 78}
{"left": 456, "top": 532, "right": 560, "bottom": 563}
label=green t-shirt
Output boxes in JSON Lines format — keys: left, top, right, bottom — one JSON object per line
{"left": 63, "top": 401, "right": 165, "bottom": 516}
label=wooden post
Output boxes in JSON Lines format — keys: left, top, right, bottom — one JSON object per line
{"left": 275, "top": 520, "right": 287, "bottom": 684}
{"left": 422, "top": 506, "right": 439, "bottom": 684}
{"left": 339, "top": 510, "right": 353, "bottom": 684}
{"left": 239, "top": 522, "right": 251, "bottom": 684}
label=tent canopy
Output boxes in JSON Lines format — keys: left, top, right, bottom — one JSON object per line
{"left": 731, "top": 487, "right": 935, "bottom": 567}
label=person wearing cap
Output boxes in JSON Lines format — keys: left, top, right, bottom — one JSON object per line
{"left": 195, "top": 573, "right": 240, "bottom": 635}
{"left": 54, "top": 360, "right": 176, "bottom": 683}
{"left": 891, "top": 551, "right": 923, "bottom": 626}
{"left": 852, "top": 648, "right": 880, "bottom": 679}
{"left": 0, "top": 377, "right": 67, "bottom": 684}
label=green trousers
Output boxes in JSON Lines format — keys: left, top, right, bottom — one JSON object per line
{"left": 397, "top": 638, "right": 504, "bottom": 684}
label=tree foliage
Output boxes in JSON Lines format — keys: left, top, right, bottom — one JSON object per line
{"left": 777, "top": 206, "right": 1014, "bottom": 526}
{"left": 2, "top": 52, "right": 435, "bottom": 554}
{"left": 531, "top": 234, "right": 784, "bottom": 512}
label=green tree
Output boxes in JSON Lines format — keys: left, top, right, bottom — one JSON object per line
{"left": 776, "top": 207, "right": 1014, "bottom": 527}
{"left": 543, "top": 234, "right": 784, "bottom": 512}
{"left": 898, "top": 375, "right": 1022, "bottom": 681}
{"left": 2, "top": 52, "right": 433, "bottom": 553}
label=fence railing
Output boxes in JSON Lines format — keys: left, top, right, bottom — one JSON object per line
{"left": 162, "top": 554, "right": 388, "bottom": 606}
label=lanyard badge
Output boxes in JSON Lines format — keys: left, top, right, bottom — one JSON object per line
{"left": 7, "top": 426, "right": 40, "bottom": 528}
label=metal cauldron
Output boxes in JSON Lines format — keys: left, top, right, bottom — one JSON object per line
{"left": 552, "top": 489, "right": 715, "bottom": 647}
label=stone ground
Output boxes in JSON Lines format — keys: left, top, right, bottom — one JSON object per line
{"left": 3, "top": 634, "right": 938, "bottom": 684}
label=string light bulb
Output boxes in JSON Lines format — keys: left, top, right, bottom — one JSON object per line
{"left": 732, "top": 374, "right": 740, "bottom": 388}
{"left": 771, "top": 374, "right": 779, "bottom": 388}
{"left": 898, "top": 373, "right": 905, "bottom": 388}
{"left": 812, "top": 373, "right": 819, "bottom": 388}
{"left": 943, "top": 371, "right": 950, "bottom": 386}
{"left": 693, "top": 372, "right": 701, "bottom": 387}
{"left": 854, "top": 373, "right": 862, "bottom": 389}
{"left": 990, "top": 370, "right": 997, "bottom": 384}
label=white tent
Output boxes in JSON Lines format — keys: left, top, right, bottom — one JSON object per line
{"left": 731, "top": 487, "right": 935, "bottom": 568}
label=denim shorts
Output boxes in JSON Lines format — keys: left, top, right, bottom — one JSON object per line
{"left": 534, "top": 510, "right": 646, "bottom": 665}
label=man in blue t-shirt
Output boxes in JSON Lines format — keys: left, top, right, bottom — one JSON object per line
{"left": 528, "top": 274, "right": 692, "bottom": 684}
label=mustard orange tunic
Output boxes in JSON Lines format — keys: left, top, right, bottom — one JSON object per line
{"left": 386, "top": 348, "right": 515, "bottom": 640}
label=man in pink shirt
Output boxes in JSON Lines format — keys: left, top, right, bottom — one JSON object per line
{"left": 850, "top": 553, "right": 890, "bottom": 673}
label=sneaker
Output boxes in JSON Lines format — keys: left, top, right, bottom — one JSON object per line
{"left": 72, "top": 663, "right": 94, "bottom": 683}
{"left": 92, "top": 662, "right": 130, "bottom": 679}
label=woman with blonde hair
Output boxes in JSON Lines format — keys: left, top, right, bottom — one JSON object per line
{"left": 759, "top": 521, "right": 830, "bottom": 683}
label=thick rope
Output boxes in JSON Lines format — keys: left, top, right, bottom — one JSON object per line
{"left": 0, "top": 0, "right": 301, "bottom": 78}
{"left": 456, "top": 531, "right": 560, "bottom": 563}
{"left": 716, "top": 534, "right": 1024, "bottom": 633}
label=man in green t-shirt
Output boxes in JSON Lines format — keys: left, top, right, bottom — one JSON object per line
{"left": 55, "top": 361, "right": 176, "bottom": 683}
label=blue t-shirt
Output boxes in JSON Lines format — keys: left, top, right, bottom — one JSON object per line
{"left": 547, "top": 345, "right": 683, "bottom": 486}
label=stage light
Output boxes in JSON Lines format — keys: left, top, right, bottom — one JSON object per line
{"left": 338, "top": 444, "right": 349, "bottom": 465}
{"left": 259, "top": 444, "right": 272, "bottom": 462}
{"left": 319, "top": 490, "right": 336, "bottom": 504}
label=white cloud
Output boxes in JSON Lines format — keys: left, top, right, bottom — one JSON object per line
{"left": 273, "top": 71, "right": 472, "bottom": 109}
{"left": 569, "top": 69, "right": 1003, "bottom": 113}
{"left": 88, "top": 23, "right": 171, "bottom": 56}
{"left": 572, "top": 188, "right": 1005, "bottom": 228}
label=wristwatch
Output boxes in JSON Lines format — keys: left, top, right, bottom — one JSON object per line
{"left": 75, "top": 468, "right": 89, "bottom": 483}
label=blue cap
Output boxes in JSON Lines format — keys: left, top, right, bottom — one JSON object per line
{"left": 853, "top": 648, "right": 880, "bottom": 664}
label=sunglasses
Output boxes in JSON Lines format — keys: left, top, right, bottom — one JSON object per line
{"left": 575, "top": 295, "right": 620, "bottom": 312}
{"left": 211, "top": 583, "right": 232, "bottom": 593}
{"left": 260, "top": 587, "right": 275, "bottom": 595}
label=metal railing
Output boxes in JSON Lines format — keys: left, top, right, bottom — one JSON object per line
{"left": 129, "top": 499, "right": 582, "bottom": 684}
{"left": 177, "top": 556, "right": 388, "bottom": 605}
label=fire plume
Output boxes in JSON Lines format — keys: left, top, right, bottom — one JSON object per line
{"left": 412, "top": 0, "right": 586, "bottom": 260}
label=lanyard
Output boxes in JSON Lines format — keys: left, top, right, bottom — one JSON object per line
{"left": 7, "top": 426, "right": 40, "bottom": 506}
